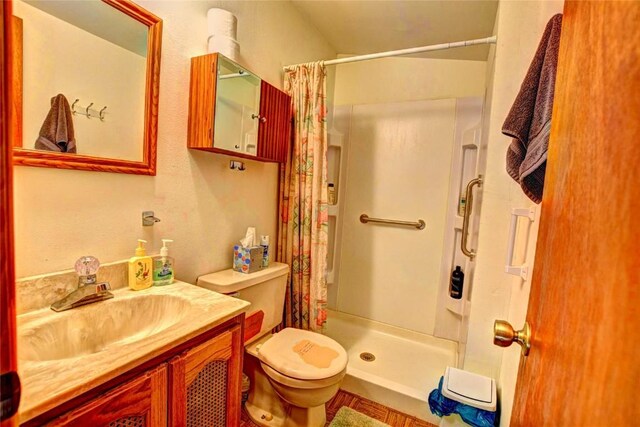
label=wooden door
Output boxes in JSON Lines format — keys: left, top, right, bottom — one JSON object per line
{"left": 0, "top": 1, "right": 19, "bottom": 426}
{"left": 511, "top": 1, "right": 640, "bottom": 425}
{"left": 169, "top": 326, "right": 243, "bottom": 427}
{"left": 47, "top": 366, "right": 167, "bottom": 426}
{"left": 257, "top": 81, "right": 291, "bottom": 163}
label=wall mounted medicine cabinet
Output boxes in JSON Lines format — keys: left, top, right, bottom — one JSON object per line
{"left": 187, "top": 53, "right": 291, "bottom": 163}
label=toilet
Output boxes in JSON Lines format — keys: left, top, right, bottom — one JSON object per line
{"left": 197, "top": 262, "right": 348, "bottom": 427}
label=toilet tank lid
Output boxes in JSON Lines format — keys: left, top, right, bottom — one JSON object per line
{"left": 197, "top": 262, "right": 289, "bottom": 293}
{"left": 257, "top": 328, "right": 348, "bottom": 380}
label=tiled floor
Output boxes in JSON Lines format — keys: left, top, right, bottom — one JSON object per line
{"left": 240, "top": 389, "right": 437, "bottom": 427}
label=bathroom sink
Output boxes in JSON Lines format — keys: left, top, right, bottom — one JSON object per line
{"left": 19, "top": 294, "right": 191, "bottom": 362}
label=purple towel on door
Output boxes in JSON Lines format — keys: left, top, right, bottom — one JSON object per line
{"left": 502, "top": 14, "right": 562, "bottom": 204}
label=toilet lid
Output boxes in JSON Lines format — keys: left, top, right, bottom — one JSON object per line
{"left": 257, "top": 328, "right": 348, "bottom": 380}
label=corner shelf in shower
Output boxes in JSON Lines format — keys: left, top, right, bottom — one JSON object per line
{"left": 446, "top": 298, "right": 470, "bottom": 317}
{"left": 326, "top": 126, "right": 344, "bottom": 286}
{"left": 454, "top": 215, "right": 464, "bottom": 230}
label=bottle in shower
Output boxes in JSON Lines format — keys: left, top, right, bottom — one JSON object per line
{"left": 449, "top": 266, "right": 464, "bottom": 299}
{"left": 328, "top": 183, "right": 336, "bottom": 205}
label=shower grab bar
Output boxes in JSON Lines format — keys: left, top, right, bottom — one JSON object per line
{"left": 461, "top": 176, "right": 483, "bottom": 260}
{"left": 505, "top": 207, "right": 536, "bottom": 280}
{"left": 359, "top": 214, "right": 426, "bottom": 230}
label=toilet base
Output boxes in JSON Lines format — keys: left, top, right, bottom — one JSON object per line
{"left": 245, "top": 400, "right": 326, "bottom": 427}
{"left": 244, "top": 349, "right": 333, "bottom": 427}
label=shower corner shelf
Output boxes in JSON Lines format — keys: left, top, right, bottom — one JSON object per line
{"left": 328, "top": 128, "right": 344, "bottom": 148}
{"left": 454, "top": 215, "right": 464, "bottom": 229}
{"left": 446, "top": 298, "right": 470, "bottom": 317}
{"left": 326, "top": 270, "right": 335, "bottom": 285}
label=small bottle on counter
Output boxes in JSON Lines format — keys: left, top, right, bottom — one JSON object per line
{"left": 260, "top": 235, "right": 270, "bottom": 268}
{"left": 153, "top": 239, "right": 175, "bottom": 286}
{"left": 128, "top": 239, "right": 153, "bottom": 291}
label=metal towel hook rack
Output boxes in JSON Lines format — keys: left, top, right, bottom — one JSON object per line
{"left": 70, "top": 98, "right": 107, "bottom": 121}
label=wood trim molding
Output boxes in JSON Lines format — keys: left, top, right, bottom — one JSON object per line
{"left": 10, "top": 0, "right": 162, "bottom": 175}
{"left": 10, "top": 15, "right": 20, "bottom": 148}
{"left": 1, "top": 1, "right": 18, "bottom": 426}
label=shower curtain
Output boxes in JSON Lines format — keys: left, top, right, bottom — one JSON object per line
{"left": 277, "top": 62, "right": 329, "bottom": 332}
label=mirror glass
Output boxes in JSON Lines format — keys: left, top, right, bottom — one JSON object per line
{"left": 214, "top": 54, "right": 261, "bottom": 156}
{"left": 13, "top": 0, "right": 151, "bottom": 163}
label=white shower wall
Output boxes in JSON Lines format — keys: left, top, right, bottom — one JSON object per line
{"left": 334, "top": 99, "right": 456, "bottom": 335}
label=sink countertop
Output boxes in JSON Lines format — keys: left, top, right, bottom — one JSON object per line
{"left": 17, "top": 281, "right": 250, "bottom": 423}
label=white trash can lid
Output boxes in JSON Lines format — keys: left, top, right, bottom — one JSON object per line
{"left": 441, "top": 367, "right": 497, "bottom": 412}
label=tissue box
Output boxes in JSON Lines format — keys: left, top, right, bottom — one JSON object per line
{"left": 233, "top": 245, "right": 265, "bottom": 274}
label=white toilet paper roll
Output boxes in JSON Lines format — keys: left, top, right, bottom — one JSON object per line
{"left": 207, "top": 8, "right": 237, "bottom": 40}
{"left": 208, "top": 35, "right": 240, "bottom": 60}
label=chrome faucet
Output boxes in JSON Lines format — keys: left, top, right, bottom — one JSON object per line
{"left": 50, "top": 256, "right": 114, "bottom": 312}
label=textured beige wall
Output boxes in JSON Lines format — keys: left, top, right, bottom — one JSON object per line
{"left": 13, "top": 1, "right": 335, "bottom": 281}
{"left": 460, "top": 2, "right": 564, "bottom": 425}
{"left": 334, "top": 55, "right": 487, "bottom": 106}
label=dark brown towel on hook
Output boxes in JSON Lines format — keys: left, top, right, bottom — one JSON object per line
{"left": 35, "top": 94, "right": 77, "bottom": 153}
{"left": 502, "top": 14, "right": 562, "bottom": 204}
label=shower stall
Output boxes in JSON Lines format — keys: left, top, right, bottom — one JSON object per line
{"left": 324, "top": 96, "right": 484, "bottom": 423}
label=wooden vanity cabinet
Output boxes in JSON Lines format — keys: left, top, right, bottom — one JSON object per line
{"left": 28, "top": 316, "right": 244, "bottom": 427}
{"left": 169, "top": 324, "right": 243, "bottom": 426}
{"left": 187, "top": 53, "right": 291, "bottom": 163}
{"left": 45, "top": 365, "right": 168, "bottom": 426}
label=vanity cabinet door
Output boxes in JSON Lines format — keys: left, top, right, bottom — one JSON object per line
{"left": 169, "top": 325, "right": 243, "bottom": 427}
{"left": 46, "top": 365, "right": 167, "bottom": 427}
{"left": 257, "top": 81, "right": 291, "bottom": 163}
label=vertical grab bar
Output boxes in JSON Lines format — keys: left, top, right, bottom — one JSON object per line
{"left": 461, "top": 176, "right": 483, "bottom": 260}
{"left": 504, "top": 207, "right": 536, "bottom": 280}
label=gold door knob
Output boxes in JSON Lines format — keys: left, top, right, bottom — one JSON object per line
{"left": 493, "top": 320, "right": 531, "bottom": 356}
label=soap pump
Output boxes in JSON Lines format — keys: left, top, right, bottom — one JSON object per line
{"left": 153, "top": 239, "right": 175, "bottom": 286}
{"left": 128, "top": 239, "right": 153, "bottom": 290}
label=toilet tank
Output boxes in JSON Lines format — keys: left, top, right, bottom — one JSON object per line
{"left": 197, "top": 263, "right": 289, "bottom": 343}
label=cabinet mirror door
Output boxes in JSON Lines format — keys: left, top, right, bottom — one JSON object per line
{"left": 214, "top": 54, "right": 261, "bottom": 157}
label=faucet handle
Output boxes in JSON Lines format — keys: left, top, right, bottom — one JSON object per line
{"left": 75, "top": 256, "right": 100, "bottom": 286}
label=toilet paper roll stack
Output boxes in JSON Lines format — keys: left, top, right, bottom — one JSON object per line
{"left": 207, "top": 8, "right": 239, "bottom": 61}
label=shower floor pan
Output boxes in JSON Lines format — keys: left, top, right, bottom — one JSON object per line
{"left": 325, "top": 309, "right": 457, "bottom": 424}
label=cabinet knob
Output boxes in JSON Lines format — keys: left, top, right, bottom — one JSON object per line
{"left": 252, "top": 114, "right": 267, "bottom": 123}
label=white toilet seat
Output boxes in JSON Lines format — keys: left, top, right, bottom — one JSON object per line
{"left": 257, "top": 328, "right": 348, "bottom": 380}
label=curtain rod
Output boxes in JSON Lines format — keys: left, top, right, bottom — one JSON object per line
{"left": 283, "top": 36, "right": 497, "bottom": 70}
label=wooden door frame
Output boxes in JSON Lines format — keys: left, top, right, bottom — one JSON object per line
{"left": 1, "top": 0, "right": 18, "bottom": 426}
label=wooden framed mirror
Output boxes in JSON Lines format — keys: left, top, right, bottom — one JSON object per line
{"left": 11, "top": 0, "right": 162, "bottom": 175}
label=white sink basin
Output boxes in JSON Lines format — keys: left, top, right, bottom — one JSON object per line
{"left": 19, "top": 294, "right": 191, "bottom": 362}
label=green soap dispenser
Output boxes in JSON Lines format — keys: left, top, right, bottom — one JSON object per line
{"left": 128, "top": 239, "right": 153, "bottom": 290}
{"left": 153, "top": 239, "right": 175, "bottom": 286}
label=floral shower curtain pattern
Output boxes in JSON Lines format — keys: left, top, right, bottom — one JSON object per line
{"left": 277, "top": 62, "right": 329, "bottom": 332}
